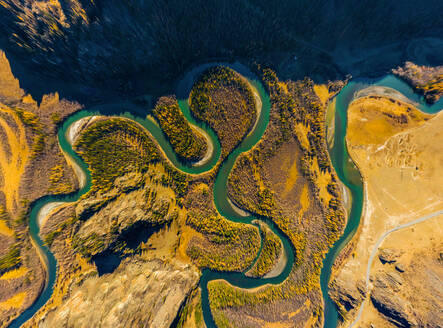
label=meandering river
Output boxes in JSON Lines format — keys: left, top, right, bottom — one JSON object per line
{"left": 8, "top": 62, "right": 442, "bottom": 328}
{"left": 321, "top": 76, "right": 442, "bottom": 328}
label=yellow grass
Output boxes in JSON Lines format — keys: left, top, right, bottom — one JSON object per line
{"left": 313, "top": 84, "right": 329, "bottom": 106}
{"left": 0, "top": 292, "right": 26, "bottom": 309}
{"left": 294, "top": 123, "right": 310, "bottom": 151}
{"left": 22, "top": 94, "right": 37, "bottom": 106}
{"left": 347, "top": 96, "right": 430, "bottom": 145}
{"left": 298, "top": 184, "right": 310, "bottom": 224}
{"left": 178, "top": 224, "right": 200, "bottom": 263}
{"left": 0, "top": 106, "right": 30, "bottom": 212}
{"left": 312, "top": 157, "right": 332, "bottom": 206}
{"left": 0, "top": 51, "right": 25, "bottom": 101}
{"left": 0, "top": 266, "right": 27, "bottom": 280}
{"left": 278, "top": 82, "right": 288, "bottom": 94}
{"left": 284, "top": 159, "right": 298, "bottom": 193}
{"left": 303, "top": 314, "right": 317, "bottom": 328}
{"left": 0, "top": 219, "right": 14, "bottom": 236}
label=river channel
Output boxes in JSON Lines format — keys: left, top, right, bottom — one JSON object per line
{"left": 9, "top": 63, "right": 442, "bottom": 328}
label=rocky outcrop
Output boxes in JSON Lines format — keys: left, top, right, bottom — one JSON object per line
{"left": 378, "top": 248, "right": 402, "bottom": 264}
{"left": 72, "top": 172, "right": 180, "bottom": 260}
{"left": 370, "top": 288, "right": 417, "bottom": 328}
{"left": 332, "top": 94, "right": 443, "bottom": 327}
{"left": 373, "top": 271, "right": 403, "bottom": 292}
{"left": 367, "top": 250, "right": 443, "bottom": 328}
{"left": 328, "top": 271, "right": 366, "bottom": 313}
{"left": 33, "top": 257, "right": 200, "bottom": 328}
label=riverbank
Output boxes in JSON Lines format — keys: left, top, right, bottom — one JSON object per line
{"left": 263, "top": 245, "right": 287, "bottom": 279}
{"left": 190, "top": 124, "right": 214, "bottom": 167}
{"left": 227, "top": 198, "right": 249, "bottom": 217}
{"left": 12, "top": 63, "right": 284, "bottom": 328}
{"left": 13, "top": 60, "right": 441, "bottom": 328}
{"left": 64, "top": 116, "right": 97, "bottom": 189}
{"left": 37, "top": 202, "right": 64, "bottom": 228}
{"left": 328, "top": 91, "right": 443, "bottom": 326}
{"left": 241, "top": 74, "right": 263, "bottom": 136}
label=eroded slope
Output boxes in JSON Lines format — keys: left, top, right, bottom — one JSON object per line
{"left": 0, "top": 51, "right": 79, "bottom": 327}
{"left": 329, "top": 94, "right": 443, "bottom": 327}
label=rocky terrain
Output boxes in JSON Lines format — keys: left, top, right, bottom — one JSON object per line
{"left": 393, "top": 62, "right": 443, "bottom": 103}
{"left": 0, "top": 51, "right": 79, "bottom": 327}
{"left": 23, "top": 147, "right": 203, "bottom": 327}
{"left": 329, "top": 93, "right": 443, "bottom": 327}
{"left": 366, "top": 216, "right": 443, "bottom": 328}
{"left": 29, "top": 257, "right": 200, "bottom": 328}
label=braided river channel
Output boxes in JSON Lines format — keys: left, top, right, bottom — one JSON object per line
{"left": 9, "top": 62, "right": 442, "bottom": 328}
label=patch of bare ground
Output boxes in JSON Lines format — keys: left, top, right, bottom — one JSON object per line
{"left": 0, "top": 51, "right": 80, "bottom": 327}
{"left": 357, "top": 214, "right": 443, "bottom": 328}
{"left": 329, "top": 94, "right": 443, "bottom": 326}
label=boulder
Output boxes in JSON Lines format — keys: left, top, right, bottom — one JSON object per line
{"left": 378, "top": 248, "right": 402, "bottom": 264}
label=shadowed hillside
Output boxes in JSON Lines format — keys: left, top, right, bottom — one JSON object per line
{"left": 0, "top": 0, "right": 442, "bottom": 99}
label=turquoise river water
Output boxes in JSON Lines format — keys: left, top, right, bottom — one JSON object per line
{"left": 8, "top": 63, "right": 442, "bottom": 328}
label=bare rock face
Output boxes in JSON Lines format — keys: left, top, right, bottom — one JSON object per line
{"left": 378, "top": 248, "right": 402, "bottom": 264}
{"left": 328, "top": 271, "right": 366, "bottom": 313}
{"left": 368, "top": 250, "right": 443, "bottom": 328}
{"left": 35, "top": 257, "right": 200, "bottom": 328}
{"left": 373, "top": 271, "right": 403, "bottom": 292}
{"left": 0, "top": 50, "right": 24, "bottom": 102}
{"left": 370, "top": 288, "right": 417, "bottom": 328}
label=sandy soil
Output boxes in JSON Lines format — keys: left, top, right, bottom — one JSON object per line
{"left": 333, "top": 96, "right": 443, "bottom": 327}
{"left": 227, "top": 198, "right": 249, "bottom": 217}
{"left": 245, "top": 77, "right": 263, "bottom": 136}
{"left": 190, "top": 123, "right": 214, "bottom": 167}
{"left": 355, "top": 86, "right": 419, "bottom": 107}
{"left": 263, "top": 246, "right": 287, "bottom": 279}
{"left": 64, "top": 116, "right": 98, "bottom": 188}
{"left": 38, "top": 202, "right": 65, "bottom": 228}
{"left": 66, "top": 116, "right": 98, "bottom": 144}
